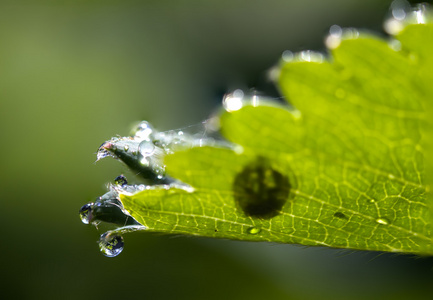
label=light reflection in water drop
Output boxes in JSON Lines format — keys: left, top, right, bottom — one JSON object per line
{"left": 134, "top": 121, "right": 154, "bottom": 139}
{"left": 79, "top": 203, "right": 92, "bottom": 224}
{"left": 223, "top": 89, "right": 244, "bottom": 112}
{"left": 282, "top": 50, "right": 294, "bottom": 62}
{"left": 138, "top": 140, "right": 155, "bottom": 157}
{"left": 299, "top": 50, "right": 324, "bottom": 63}
{"left": 325, "top": 24, "right": 342, "bottom": 49}
{"left": 99, "top": 233, "right": 124, "bottom": 257}
{"left": 384, "top": 0, "right": 429, "bottom": 34}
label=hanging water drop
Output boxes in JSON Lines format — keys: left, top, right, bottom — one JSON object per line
{"left": 376, "top": 218, "right": 390, "bottom": 225}
{"left": 99, "top": 233, "right": 124, "bottom": 257}
{"left": 124, "top": 145, "right": 129, "bottom": 152}
{"left": 79, "top": 203, "right": 93, "bottom": 224}
{"left": 114, "top": 175, "right": 128, "bottom": 186}
{"left": 247, "top": 227, "right": 261, "bottom": 235}
{"left": 139, "top": 140, "right": 155, "bottom": 157}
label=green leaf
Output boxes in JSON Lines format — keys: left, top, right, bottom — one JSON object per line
{"left": 120, "top": 22, "right": 433, "bottom": 254}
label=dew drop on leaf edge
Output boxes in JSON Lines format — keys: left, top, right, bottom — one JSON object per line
{"left": 79, "top": 203, "right": 92, "bottom": 225}
{"left": 138, "top": 140, "right": 156, "bottom": 157}
{"left": 134, "top": 121, "right": 154, "bottom": 139}
{"left": 99, "top": 233, "right": 124, "bottom": 257}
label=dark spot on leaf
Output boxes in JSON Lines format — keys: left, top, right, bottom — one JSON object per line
{"left": 233, "top": 156, "right": 290, "bottom": 219}
{"left": 333, "top": 212, "right": 346, "bottom": 219}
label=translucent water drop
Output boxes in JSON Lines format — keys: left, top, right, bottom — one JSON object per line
{"left": 79, "top": 203, "right": 93, "bottom": 224}
{"left": 223, "top": 89, "right": 244, "bottom": 112}
{"left": 124, "top": 145, "right": 129, "bottom": 152}
{"left": 99, "top": 233, "right": 124, "bottom": 257}
{"left": 384, "top": 18, "right": 404, "bottom": 35}
{"left": 325, "top": 24, "right": 342, "bottom": 49}
{"left": 414, "top": 4, "right": 427, "bottom": 24}
{"left": 140, "top": 156, "right": 150, "bottom": 166}
{"left": 247, "top": 227, "right": 261, "bottom": 235}
{"left": 388, "top": 39, "right": 402, "bottom": 51}
{"left": 299, "top": 50, "right": 324, "bottom": 63}
{"left": 114, "top": 175, "right": 128, "bottom": 186}
{"left": 392, "top": 8, "right": 406, "bottom": 20}
{"left": 329, "top": 24, "right": 343, "bottom": 37}
{"left": 138, "top": 140, "right": 155, "bottom": 157}
{"left": 376, "top": 218, "right": 390, "bottom": 225}
{"left": 252, "top": 94, "right": 259, "bottom": 107}
{"left": 282, "top": 50, "right": 294, "bottom": 62}
{"left": 135, "top": 121, "right": 154, "bottom": 139}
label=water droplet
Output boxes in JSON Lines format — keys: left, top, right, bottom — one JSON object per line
{"left": 388, "top": 39, "right": 402, "bottom": 51}
{"left": 368, "top": 199, "right": 376, "bottom": 204}
{"left": 252, "top": 94, "right": 259, "bottom": 107}
{"left": 384, "top": 18, "right": 404, "bottom": 35}
{"left": 114, "top": 175, "right": 128, "bottom": 186}
{"left": 282, "top": 50, "right": 294, "bottom": 62}
{"left": 392, "top": 8, "right": 406, "bottom": 20}
{"left": 333, "top": 212, "right": 346, "bottom": 219}
{"left": 140, "top": 156, "right": 150, "bottom": 166}
{"left": 135, "top": 121, "right": 154, "bottom": 139}
{"left": 234, "top": 156, "right": 290, "bottom": 219}
{"left": 298, "top": 50, "right": 324, "bottom": 63}
{"left": 414, "top": 4, "right": 427, "bottom": 24}
{"left": 376, "top": 218, "right": 390, "bottom": 225}
{"left": 223, "top": 89, "right": 244, "bottom": 112}
{"left": 329, "top": 24, "right": 343, "bottom": 37}
{"left": 99, "top": 233, "right": 124, "bottom": 257}
{"left": 124, "top": 145, "right": 129, "bottom": 152}
{"left": 139, "top": 140, "right": 155, "bottom": 157}
{"left": 247, "top": 227, "right": 261, "bottom": 235}
{"left": 178, "top": 131, "right": 184, "bottom": 136}
{"left": 79, "top": 203, "right": 93, "bottom": 224}
{"left": 325, "top": 24, "right": 342, "bottom": 49}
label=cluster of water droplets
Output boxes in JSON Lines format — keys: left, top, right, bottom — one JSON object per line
{"left": 83, "top": 113, "right": 246, "bottom": 257}
{"left": 281, "top": 49, "right": 325, "bottom": 63}
{"left": 384, "top": 0, "right": 431, "bottom": 35}
{"left": 324, "top": 25, "right": 360, "bottom": 50}
{"left": 77, "top": 3, "right": 427, "bottom": 254}
{"left": 79, "top": 172, "right": 197, "bottom": 257}
{"left": 96, "top": 117, "right": 233, "bottom": 184}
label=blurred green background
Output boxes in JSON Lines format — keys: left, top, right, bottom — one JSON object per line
{"left": 1, "top": 0, "right": 433, "bottom": 299}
